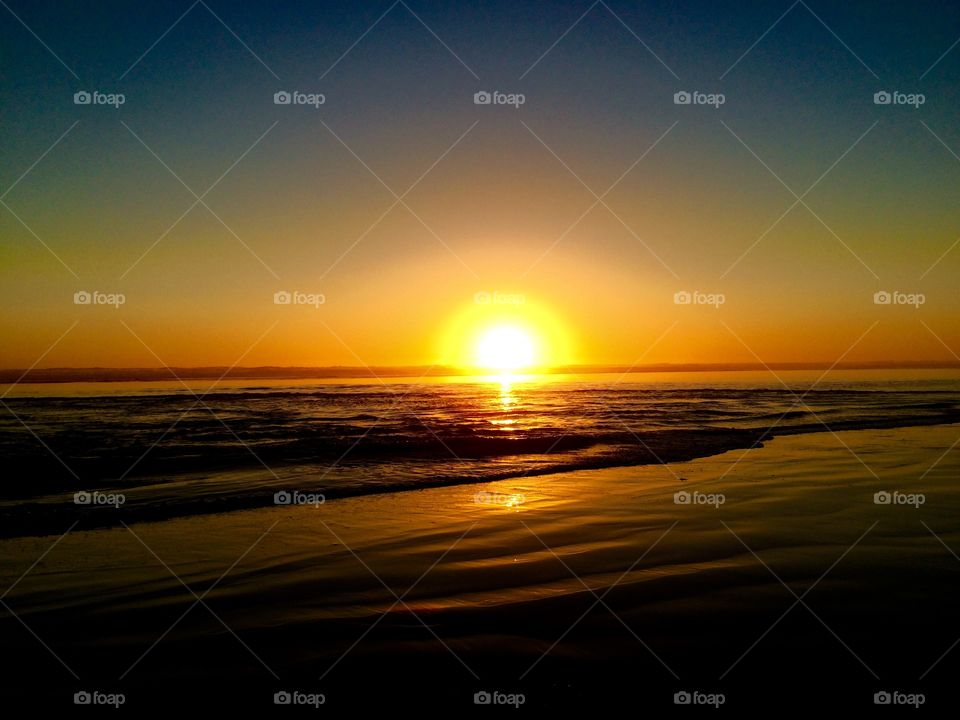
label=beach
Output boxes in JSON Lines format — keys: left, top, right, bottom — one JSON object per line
{"left": 4, "top": 0, "right": 958, "bottom": 711}
{"left": 2, "top": 421, "right": 958, "bottom": 710}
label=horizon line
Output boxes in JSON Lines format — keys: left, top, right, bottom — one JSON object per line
{"left": 3, "top": 361, "right": 960, "bottom": 384}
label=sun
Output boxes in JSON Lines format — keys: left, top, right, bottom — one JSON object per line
{"left": 475, "top": 325, "right": 535, "bottom": 372}
{"left": 437, "top": 295, "right": 572, "bottom": 374}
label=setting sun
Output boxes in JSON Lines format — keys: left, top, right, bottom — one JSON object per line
{"left": 436, "top": 296, "right": 573, "bottom": 374}
{"left": 476, "top": 326, "right": 536, "bottom": 371}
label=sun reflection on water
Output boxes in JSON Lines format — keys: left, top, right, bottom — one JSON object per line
{"left": 483, "top": 372, "right": 534, "bottom": 426}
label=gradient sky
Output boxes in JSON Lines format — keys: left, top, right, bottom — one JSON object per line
{"left": 2, "top": 0, "right": 960, "bottom": 369}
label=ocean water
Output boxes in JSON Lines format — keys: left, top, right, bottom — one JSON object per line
{"left": 2, "top": 370, "right": 959, "bottom": 536}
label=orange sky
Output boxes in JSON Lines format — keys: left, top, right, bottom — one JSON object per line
{"left": 3, "top": 1, "right": 960, "bottom": 370}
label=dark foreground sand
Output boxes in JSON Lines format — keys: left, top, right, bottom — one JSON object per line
{"left": 2, "top": 424, "right": 959, "bottom": 710}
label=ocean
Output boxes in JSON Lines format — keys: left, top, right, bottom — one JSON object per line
{"left": 2, "top": 370, "right": 959, "bottom": 536}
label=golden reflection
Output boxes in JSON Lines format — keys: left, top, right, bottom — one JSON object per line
{"left": 472, "top": 489, "right": 527, "bottom": 511}
{"left": 498, "top": 377, "right": 516, "bottom": 410}
{"left": 485, "top": 372, "right": 530, "bottom": 426}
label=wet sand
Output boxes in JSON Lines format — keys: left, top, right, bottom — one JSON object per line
{"left": 2, "top": 423, "right": 959, "bottom": 710}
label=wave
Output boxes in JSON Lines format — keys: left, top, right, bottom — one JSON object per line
{"left": 2, "top": 380, "right": 960, "bottom": 537}
{"left": 4, "top": 410, "right": 960, "bottom": 538}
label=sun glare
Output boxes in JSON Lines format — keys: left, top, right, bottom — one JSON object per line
{"left": 476, "top": 326, "right": 535, "bottom": 372}
{"left": 437, "top": 296, "right": 572, "bottom": 375}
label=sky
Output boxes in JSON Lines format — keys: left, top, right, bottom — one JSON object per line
{"left": 2, "top": 0, "right": 960, "bottom": 370}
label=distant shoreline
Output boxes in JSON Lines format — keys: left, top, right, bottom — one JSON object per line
{"left": 2, "top": 361, "right": 960, "bottom": 384}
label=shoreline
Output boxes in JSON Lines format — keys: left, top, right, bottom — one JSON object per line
{"left": 4, "top": 413, "right": 960, "bottom": 539}
{"left": 1, "top": 423, "right": 958, "bottom": 708}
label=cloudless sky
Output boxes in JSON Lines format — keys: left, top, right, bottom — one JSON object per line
{"left": 2, "top": 0, "right": 960, "bottom": 368}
